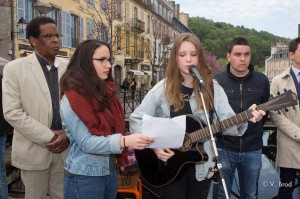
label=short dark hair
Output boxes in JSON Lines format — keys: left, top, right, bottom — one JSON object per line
{"left": 289, "top": 37, "right": 300, "bottom": 53}
{"left": 228, "top": 37, "right": 251, "bottom": 53}
{"left": 26, "top": 16, "right": 56, "bottom": 39}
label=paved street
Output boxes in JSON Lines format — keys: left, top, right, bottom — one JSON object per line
{"left": 207, "top": 155, "right": 300, "bottom": 199}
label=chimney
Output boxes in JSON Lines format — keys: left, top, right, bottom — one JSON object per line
{"left": 298, "top": 24, "right": 300, "bottom": 37}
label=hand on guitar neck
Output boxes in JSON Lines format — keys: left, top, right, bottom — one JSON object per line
{"left": 237, "top": 104, "right": 266, "bottom": 128}
{"left": 247, "top": 104, "right": 266, "bottom": 123}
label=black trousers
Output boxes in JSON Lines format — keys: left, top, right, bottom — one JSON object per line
{"left": 278, "top": 167, "right": 298, "bottom": 199}
{"left": 162, "top": 165, "right": 211, "bottom": 199}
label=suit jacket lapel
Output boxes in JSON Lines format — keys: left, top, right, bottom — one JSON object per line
{"left": 57, "top": 58, "right": 67, "bottom": 98}
{"left": 28, "top": 54, "right": 52, "bottom": 107}
{"left": 57, "top": 59, "right": 66, "bottom": 80}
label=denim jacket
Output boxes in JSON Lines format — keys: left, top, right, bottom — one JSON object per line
{"left": 60, "top": 95, "right": 123, "bottom": 176}
{"left": 130, "top": 79, "right": 247, "bottom": 181}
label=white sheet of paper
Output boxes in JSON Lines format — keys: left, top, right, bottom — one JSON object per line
{"left": 142, "top": 114, "right": 186, "bottom": 148}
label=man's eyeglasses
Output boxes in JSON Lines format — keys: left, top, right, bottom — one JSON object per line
{"left": 93, "top": 57, "right": 115, "bottom": 65}
{"left": 39, "top": 33, "right": 63, "bottom": 40}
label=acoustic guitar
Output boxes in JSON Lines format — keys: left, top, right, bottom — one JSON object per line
{"left": 135, "top": 90, "right": 298, "bottom": 187}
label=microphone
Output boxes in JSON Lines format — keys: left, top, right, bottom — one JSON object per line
{"left": 189, "top": 65, "right": 205, "bottom": 87}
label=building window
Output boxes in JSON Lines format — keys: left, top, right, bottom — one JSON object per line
{"left": 158, "top": 43, "right": 161, "bottom": 62}
{"left": 87, "top": 0, "right": 95, "bottom": 7}
{"left": 147, "top": 38, "right": 150, "bottom": 53}
{"left": 80, "top": 17, "right": 84, "bottom": 42}
{"left": 159, "top": 23, "right": 161, "bottom": 38}
{"left": 141, "top": 37, "right": 144, "bottom": 58}
{"left": 134, "top": 33, "right": 137, "bottom": 57}
{"left": 17, "top": 0, "right": 34, "bottom": 39}
{"left": 126, "top": 31, "right": 130, "bottom": 55}
{"left": 117, "top": 26, "right": 121, "bottom": 51}
{"left": 87, "top": 18, "right": 95, "bottom": 39}
{"left": 116, "top": 0, "right": 122, "bottom": 20}
{"left": 62, "top": 11, "right": 71, "bottom": 47}
{"left": 101, "top": 0, "right": 108, "bottom": 12}
{"left": 147, "top": 15, "right": 150, "bottom": 33}
{"left": 134, "top": 7, "right": 138, "bottom": 19}
{"left": 47, "top": 7, "right": 60, "bottom": 27}
{"left": 47, "top": 7, "right": 62, "bottom": 44}
{"left": 24, "top": 0, "right": 34, "bottom": 22}
{"left": 158, "top": 2, "right": 162, "bottom": 16}
{"left": 153, "top": 0, "right": 158, "bottom": 13}
{"left": 71, "top": 14, "right": 79, "bottom": 48}
{"left": 98, "top": 23, "right": 106, "bottom": 41}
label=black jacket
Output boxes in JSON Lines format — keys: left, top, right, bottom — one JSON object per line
{"left": 214, "top": 63, "right": 270, "bottom": 152}
{"left": 1, "top": 75, "right": 13, "bottom": 136}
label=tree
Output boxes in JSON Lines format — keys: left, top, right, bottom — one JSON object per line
{"left": 143, "top": 16, "right": 174, "bottom": 86}
{"left": 254, "top": 65, "right": 265, "bottom": 73}
{"left": 218, "top": 58, "right": 228, "bottom": 71}
{"left": 205, "top": 51, "right": 221, "bottom": 74}
{"left": 189, "top": 17, "right": 286, "bottom": 67}
{"left": 79, "top": 0, "right": 126, "bottom": 53}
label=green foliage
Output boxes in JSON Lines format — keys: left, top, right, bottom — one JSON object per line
{"left": 218, "top": 58, "right": 228, "bottom": 71}
{"left": 254, "top": 65, "right": 265, "bottom": 73}
{"left": 189, "top": 17, "right": 287, "bottom": 67}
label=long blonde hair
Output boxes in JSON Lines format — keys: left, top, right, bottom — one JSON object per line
{"left": 164, "top": 33, "right": 213, "bottom": 111}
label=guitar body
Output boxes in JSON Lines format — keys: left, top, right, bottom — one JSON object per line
{"left": 135, "top": 115, "right": 214, "bottom": 187}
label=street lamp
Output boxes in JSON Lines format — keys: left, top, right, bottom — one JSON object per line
{"left": 11, "top": 17, "right": 28, "bottom": 59}
{"left": 17, "top": 17, "right": 27, "bottom": 32}
{"left": 11, "top": 17, "right": 28, "bottom": 36}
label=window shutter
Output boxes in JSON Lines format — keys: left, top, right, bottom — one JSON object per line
{"left": 80, "top": 17, "right": 84, "bottom": 42}
{"left": 25, "top": 0, "right": 33, "bottom": 23}
{"left": 66, "top": 13, "right": 71, "bottom": 47}
{"left": 17, "top": 0, "right": 25, "bottom": 39}
{"left": 62, "top": 11, "right": 71, "bottom": 48}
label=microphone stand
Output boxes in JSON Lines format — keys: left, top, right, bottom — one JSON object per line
{"left": 197, "top": 83, "right": 229, "bottom": 199}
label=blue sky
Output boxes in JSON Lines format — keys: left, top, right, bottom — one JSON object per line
{"left": 175, "top": 0, "right": 300, "bottom": 39}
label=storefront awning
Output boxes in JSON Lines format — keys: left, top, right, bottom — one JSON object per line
{"left": 143, "top": 71, "right": 152, "bottom": 75}
{"left": 128, "top": 69, "right": 144, "bottom": 75}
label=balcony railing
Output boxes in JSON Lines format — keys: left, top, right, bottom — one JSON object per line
{"left": 161, "top": 34, "right": 170, "bottom": 45}
{"left": 131, "top": 18, "right": 145, "bottom": 33}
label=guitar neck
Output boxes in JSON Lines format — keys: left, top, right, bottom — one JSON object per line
{"left": 190, "top": 103, "right": 269, "bottom": 143}
{"left": 180, "top": 90, "right": 297, "bottom": 148}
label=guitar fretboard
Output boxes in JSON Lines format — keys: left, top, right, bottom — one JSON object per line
{"left": 189, "top": 102, "right": 269, "bottom": 143}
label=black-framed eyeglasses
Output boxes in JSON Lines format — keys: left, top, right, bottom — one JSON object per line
{"left": 39, "top": 33, "right": 63, "bottom": 40}
{"left": 93, "top": 57, "right": 115, "bottom": 65}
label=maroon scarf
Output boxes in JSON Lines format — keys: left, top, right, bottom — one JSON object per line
{"left": 64, "top": 81, "right": 125, "bottom": 136}
{"left": 64, "top": 81, "right": 130, "bottom": 165}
